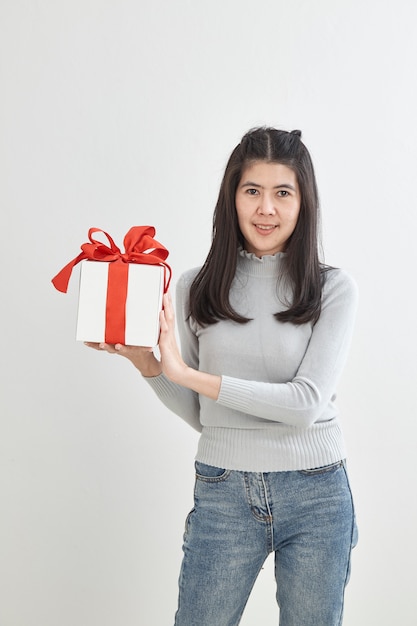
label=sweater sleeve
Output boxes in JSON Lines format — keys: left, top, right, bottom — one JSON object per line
{"left": 144, "top": 271, "right": 202, "bottom": 432}
{"left": 217, "top": 270, "right": 358, "bottom": 428}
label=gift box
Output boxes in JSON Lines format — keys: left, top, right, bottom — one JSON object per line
{"left": 52, "top": 226, "right": 171, "bottom": 347}
{"left": 75, "top": 260, "right": 165, "bottom": 346}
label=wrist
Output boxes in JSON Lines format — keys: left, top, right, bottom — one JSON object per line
{"left": 134, "top": 352, "right": 162, "bottom": 377}
{"left": 167, "top": 363, "right": 192, "bottom": 387}
{"left": 178, "top": 367, "right": 221, "bottom": 401}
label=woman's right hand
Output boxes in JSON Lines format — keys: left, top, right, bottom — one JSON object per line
{"left": 84, "top": 342, "right": 163, "bottom": 377}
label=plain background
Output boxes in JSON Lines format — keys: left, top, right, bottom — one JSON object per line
{"left": 1, "top": 0, "right": 416, "bottom": 624}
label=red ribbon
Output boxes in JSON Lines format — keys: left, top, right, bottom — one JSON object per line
{"left": 52, "top": 226, "right": 171, "bottom": 344}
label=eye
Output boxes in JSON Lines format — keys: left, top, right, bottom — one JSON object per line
{"left": 277, "top": 190, "right": 290, "bottom": 197}
{"left": 246, "top": 188, "right": 259, "bottom": 196}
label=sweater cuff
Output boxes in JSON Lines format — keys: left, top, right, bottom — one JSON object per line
{"left": 144, "top": 372, "right": 179, "bottom": 397}
{"left": 217, "top": 376, "right": 253, "bottom": 413}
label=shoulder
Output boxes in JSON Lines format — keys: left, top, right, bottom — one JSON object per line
{"left": 322, "top": 267, "right": 358, "bottom": 308}
{"left": 323, "top": 266, "right": 357, "bottom": 291}
{"left": 175, "top": 267, "right": 201, "bottom": 311}
{"left": 175, "top": 267, "right": 202, "bottom": 327}
{"left": 177, "top": 266, "right": 201, "bottom": 291}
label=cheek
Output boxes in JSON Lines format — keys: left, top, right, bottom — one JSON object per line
{"left": 283, "top": 211, "right": 300, "bottom": 237}
{"left": 236, "top": 215, "right": 248, "bottom": 238}
{"left": 235, "top": 203, "right": 249, "bottom": 228}
{"left": 289, "top": 206, "right": 301, "bottom": 226}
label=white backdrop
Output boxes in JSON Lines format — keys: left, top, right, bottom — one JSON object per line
{"left": 1, "top": 1, "right": 416, "bottom": 624}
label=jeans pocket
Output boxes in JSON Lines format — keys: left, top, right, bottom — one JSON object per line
{"left": 299, "top": 460, "right": 344, "bottom": 476}
{"left": 195, "top": 461, "right": 231, "bottom": 483}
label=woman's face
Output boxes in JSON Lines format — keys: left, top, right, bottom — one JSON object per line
{"left": 235, "top": 161, "right": 301, "bottom": 257}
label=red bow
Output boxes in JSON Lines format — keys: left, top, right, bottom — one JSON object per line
{"left": 52, "top": 226, "right": 171, "bottom": 293}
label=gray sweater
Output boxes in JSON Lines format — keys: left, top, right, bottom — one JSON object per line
{"left": 147, "top": 249, "right": 358, "bottom": 472}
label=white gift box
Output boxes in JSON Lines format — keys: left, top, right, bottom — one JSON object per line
{"left": 75, "top": 260, "right": 164, "bottom": 346}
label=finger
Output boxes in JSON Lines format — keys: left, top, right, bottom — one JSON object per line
{"left": 159, "top": 309, "right": 168, "bottom": 333}
{"left": 84, "top": 342, "right": 153, "bottom": 356}
{"left": 84, "top": 342, "right": 116, "bottom": 352}
{"left": 99, "top": 342, "right": 118, "bottom": 353}
{"left": 163, "top": 291, "right": 173, "bottom": 314}
{"left": 115, "top": 344, "right": 154, "bottom": 355}
{"left": 163, "top": 294, "right": 176, "bottom": 327}
{"left": 113, "top": 343, "right": 139, "bottom": 354}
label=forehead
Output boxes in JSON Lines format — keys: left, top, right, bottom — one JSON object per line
{"left": 240, "top": 161, "right": 298, "bottom": 185}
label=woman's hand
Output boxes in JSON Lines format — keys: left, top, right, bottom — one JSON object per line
{"left": 158, "top": 292, "right": 189, "bottom": 384}
{"left": 159, "top": 292, "right": 221, "bottom": 400}
{"left": 84, "top": 342, "right": 162, "bottom": 377}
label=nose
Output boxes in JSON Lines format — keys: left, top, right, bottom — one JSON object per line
{"left": 257, "top": 194, "right": 276, "bottom": 215}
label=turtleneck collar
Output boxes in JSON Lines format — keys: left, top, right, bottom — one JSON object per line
{"left": 236, "top": 247, "right": 286, "bottom": 278}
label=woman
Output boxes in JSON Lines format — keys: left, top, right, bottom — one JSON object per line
{"left": 88, "top": 127, "right": 358, "bottom": 625}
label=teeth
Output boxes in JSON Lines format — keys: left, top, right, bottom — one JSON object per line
{"left": 256, "top": 225, "right": 275, "bottom": 230}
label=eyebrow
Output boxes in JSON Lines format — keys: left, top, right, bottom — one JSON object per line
{"left": 240, "top": 181, "right": 297, "bottom": 191}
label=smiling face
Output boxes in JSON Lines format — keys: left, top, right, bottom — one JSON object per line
{"left": 235, "top": 161, "right": 301, "bottom": 257}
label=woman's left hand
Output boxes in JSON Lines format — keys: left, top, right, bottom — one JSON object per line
{"left": 159, "top": 292, "right": 190, "bottom": 385}
{"left": 159, "top": 292, "right": 221, "bottom": 400}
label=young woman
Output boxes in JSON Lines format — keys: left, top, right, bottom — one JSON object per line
{"left": 88, "top": 127, "right": 358, "bottom": 625}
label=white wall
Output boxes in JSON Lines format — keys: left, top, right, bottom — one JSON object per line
{"left": 1, "top": 0, "right": 416, "bottom": 624}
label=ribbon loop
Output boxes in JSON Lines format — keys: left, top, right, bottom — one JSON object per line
{"left": 52, "top": 226, "right": 171, "bottom": 293}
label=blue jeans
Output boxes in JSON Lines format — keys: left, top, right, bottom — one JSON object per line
{"left": 174, "top": 460, "right": 357, "bottom": 626}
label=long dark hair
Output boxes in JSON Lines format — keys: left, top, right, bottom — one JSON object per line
{"left": 189, "top": 127, "right": 329, "bottom": 326}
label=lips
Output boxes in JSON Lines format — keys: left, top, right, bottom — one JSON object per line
{"left": 254, "top": 224, "right": 277, "bottom": 235}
